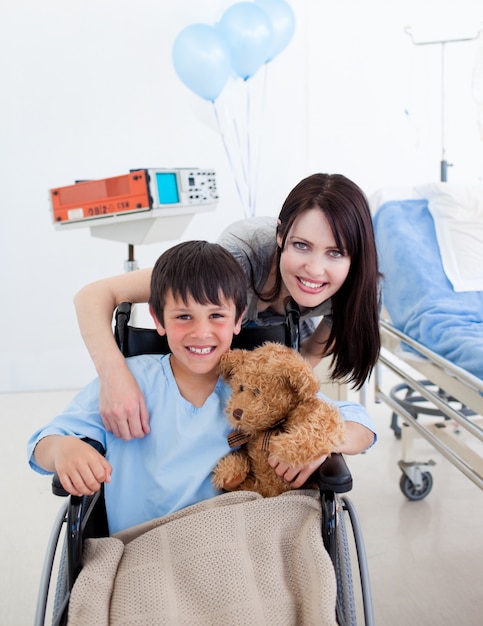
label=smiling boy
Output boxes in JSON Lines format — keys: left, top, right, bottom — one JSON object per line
{"left": 27, "top": 241, "right": 246, "bottom": 534}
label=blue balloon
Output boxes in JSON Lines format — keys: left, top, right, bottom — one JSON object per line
{"left": 217, "top": 3, "right": 273, "bottom": 80}
{"left": 172, "top": 24, "right": 232, "bottom": 101}
{"left": 255, "top": 0, "right": 296, "bottom": 61}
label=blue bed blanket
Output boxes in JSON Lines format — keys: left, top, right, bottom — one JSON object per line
{"left": 373, "top": 199, "right": 483, "bottom": 382}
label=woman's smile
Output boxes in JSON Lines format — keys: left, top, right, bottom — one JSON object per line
{"left": 297, "top": 276, "right": 327, "bottom": 292}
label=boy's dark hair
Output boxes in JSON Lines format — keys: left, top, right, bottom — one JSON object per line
{"left": 149, "top": 241, "right": 247, "bottom": 324}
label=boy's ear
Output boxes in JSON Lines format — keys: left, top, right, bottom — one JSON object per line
{"left": 233, "top": 308, "right": 245, "bottom": 336}
{"left": 149, "top": 305, "right": 166, "bottom": 336}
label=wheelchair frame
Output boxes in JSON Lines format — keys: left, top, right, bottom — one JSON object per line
{"left": 35, "top": 301, "right": 374, "bottom": 626}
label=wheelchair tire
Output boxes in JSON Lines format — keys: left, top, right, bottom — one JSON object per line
{"left": 335, "top": 501, "right": 357, "bottom": 626}
{"left": 399, "top": 471, "right": 433, "bottom": 501}
{"left": 52, "top": 537, "right": 69, "bottom": 626}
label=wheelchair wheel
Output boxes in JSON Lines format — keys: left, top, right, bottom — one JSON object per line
{"left": 399, "top": 471, "right": 433, "bottom": 500}
{"left": 52, "top": 537, "right": 69, "bottom": 626}
{"left": 335, "top": 501, "right": 357, "bottom": 626}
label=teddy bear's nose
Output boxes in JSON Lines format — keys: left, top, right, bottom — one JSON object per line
{"left": 233, "top": 408, "right": 243, "bottom": 421}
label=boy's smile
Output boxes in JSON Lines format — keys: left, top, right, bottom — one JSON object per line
{"left": 188, "top": 346, "right": 216, "bottom": 355}
{"left": 151, "top": 291, "right": 242, "bottom": 404}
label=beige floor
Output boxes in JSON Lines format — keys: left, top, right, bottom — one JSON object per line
{"left": 1, "top": 367, "right": 482, "bottom": 625}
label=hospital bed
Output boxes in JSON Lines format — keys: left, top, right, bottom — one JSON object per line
{"left": 372, "top": 183, "right": 483, "bottom": 499}
{"left": 35, "top": 301, "right": 374, "bottom": 626}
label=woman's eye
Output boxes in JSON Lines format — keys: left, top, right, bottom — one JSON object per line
{"left": 329, "top": 249, "right": 343, "bottom": 259}
{"left": 293, "top": 241, "right": 308, "bottom": 250}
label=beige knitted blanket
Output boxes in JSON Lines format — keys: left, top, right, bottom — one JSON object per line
{"left": 68, "top": 490, "right": 337, "bottom": 625}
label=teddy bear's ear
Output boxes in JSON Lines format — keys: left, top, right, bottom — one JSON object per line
{"left": 283, "top": 354, "right": 320, "bottom": 400}
{"left": 219, "top": 349, "right": 248, "bottom": 380}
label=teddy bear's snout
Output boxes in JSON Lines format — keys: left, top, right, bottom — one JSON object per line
{"left": 233, "top": 408, "right": 243, "bottom": 421}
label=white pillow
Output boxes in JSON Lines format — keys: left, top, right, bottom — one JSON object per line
{"left": 416, "top": 182, "right": 483, "bottom": 219}
{"left": 415, "top": 182, "right": 483, "bottom": 292}
{"left": 369, "top": 187, "right": 418, "bottom": 215}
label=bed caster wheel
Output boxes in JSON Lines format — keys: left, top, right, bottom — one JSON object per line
{"left": 399, "top": 471, "right": 433, "bottom": 500}
{"left": 391, "top": 413, "right": 402, "bottom": 439}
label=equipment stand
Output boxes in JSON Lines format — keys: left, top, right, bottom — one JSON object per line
{"left": 405, "top": 26, "right": 482, "bottom": 181}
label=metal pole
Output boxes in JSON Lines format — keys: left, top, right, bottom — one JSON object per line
{"left": 405, "top": 26, "right": 482, "bottom": 182}
{"left": 124, "top": 243, "right": 138, "bottom": 272}
{"left": 440, "top": 41, "right": 448, "bottom": 181}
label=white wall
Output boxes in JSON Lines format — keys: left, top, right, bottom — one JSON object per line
{"left": 1, "top": 0, "right": 482, "bottom": 392}
{"left": 306, "top": 0, "right": 483, "bottom": 186}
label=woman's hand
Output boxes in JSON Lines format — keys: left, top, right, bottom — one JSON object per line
{"left": 268, "top": 453, "right": 328, "bottom": 489}
{"left": 99, "top": 363, "right": 150, "bottom": 440}
{"left": 267, "top": 422, "right": 375, "bottom": 488}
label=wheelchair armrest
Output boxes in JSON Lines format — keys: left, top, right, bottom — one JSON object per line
{"left": 51, "top": 437, "right": 106, "bottom": 497}
{"left": 314, "top": 453, "right": 353, "bottom": 493}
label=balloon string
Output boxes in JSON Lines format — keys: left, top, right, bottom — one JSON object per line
{"left": 227, "top": 80, "right": 250, "bottom": 216}
{"left": 213, "top": 71, "right": 267, "bottom": 219}
{"left": 251, "top": 63, "right": 269, "bottom": 218}
{"left": 246, "top": 81, "right": 253, "bottom": 217}
{"left": 212, "top": 100, "right": 249, "bottom": 217}
{"left": 232, "top": 98, "right": 250, "bottom": 203}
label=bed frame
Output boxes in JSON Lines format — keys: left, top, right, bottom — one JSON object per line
{"left": 375, "top": 317, "right": 483, "bottom": 500}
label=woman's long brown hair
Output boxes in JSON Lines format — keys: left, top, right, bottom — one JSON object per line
{"left": 267, "top": 173, "right": 381, "bottom": 389}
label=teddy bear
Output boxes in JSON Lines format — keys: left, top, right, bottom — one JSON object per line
{"left": 212, "top": 342, "right": 345, "bottom": 498}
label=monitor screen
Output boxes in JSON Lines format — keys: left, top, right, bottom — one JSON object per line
{"left": 156, "top": 172, "right": 179, "bottom": 204}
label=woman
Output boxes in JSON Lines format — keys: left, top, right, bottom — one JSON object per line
{"left": 217, "top": 173, "right": 380, "bottom": 385}
{"left": 74, "top": 173, "right": 380, "bottom": 479}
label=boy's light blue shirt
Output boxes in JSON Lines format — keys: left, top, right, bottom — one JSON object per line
{"left": 27, "top": 354, "right": 376, "bottom": 535}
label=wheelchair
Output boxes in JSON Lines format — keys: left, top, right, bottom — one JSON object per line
{"left": 35, "top": 301, "right": 374, "bottom": 626}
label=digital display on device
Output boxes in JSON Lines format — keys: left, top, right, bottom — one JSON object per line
{"left": 156, "top": 172, "right": 179, "bottom": 204}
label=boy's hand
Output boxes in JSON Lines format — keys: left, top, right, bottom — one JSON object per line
{"left": 55, "top": 437, "right": 112, "bottom": 496}
{"left": 36, "top": 436, "right": 113, "bottom": 497}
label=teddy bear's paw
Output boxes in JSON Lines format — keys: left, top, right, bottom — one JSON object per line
{"left": 212, "top": 454, "right": 250, "bottom": 491}
{"left": 269, "top": 437, "right": 325, "bottom": 468}
{"left": 212, "top": 469, "right": 247, "bottom": 491}
{"left": 220, "top": 473, "right": 247, "bottom": 491}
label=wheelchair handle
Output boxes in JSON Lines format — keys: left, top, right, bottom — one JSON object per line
{"left": 114, "top": 301, "right": 133, "bottom": 356}
{"left": 316, "top": 453, "right": 353, "bottom": 493}
{"left": 285, "top": 298, "right": 301, "bottom": 351}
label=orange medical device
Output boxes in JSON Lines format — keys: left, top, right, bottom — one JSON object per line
{"left": 49, "top": 168, "right": 218, "bottom": 245}
{"left": 50, "top": 168, "right": 218, "bottom": 225}
{"left": 50, "top": 170, "right": 151, "bottom": 224}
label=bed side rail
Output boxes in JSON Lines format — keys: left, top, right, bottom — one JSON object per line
{"left": 378, "top": 320, "right": 483, "bottom": 415}
{"left": 375, "top": 320, "right": 483, "bottom": 490}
